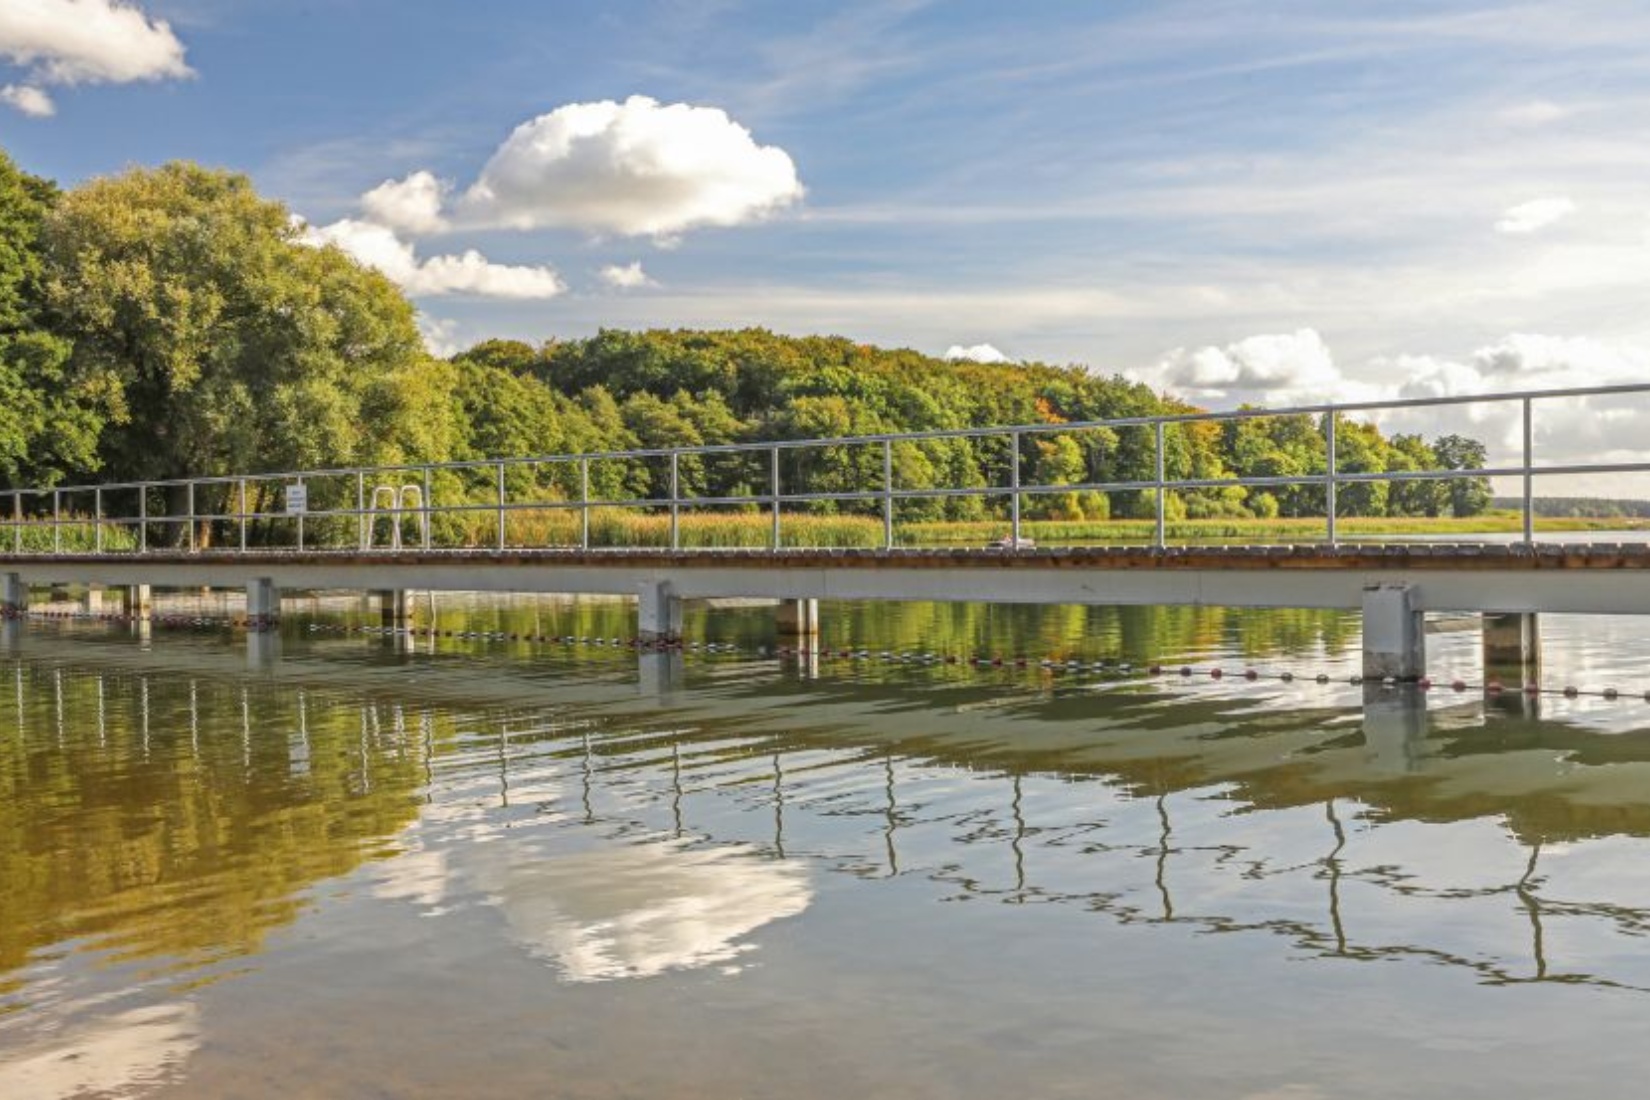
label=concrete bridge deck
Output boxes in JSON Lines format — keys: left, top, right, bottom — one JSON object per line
{"left": 6, "top": 542, "right": 1650, "bottom": 615}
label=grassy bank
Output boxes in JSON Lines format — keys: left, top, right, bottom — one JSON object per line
{"left": 902, "top": 511, "right": 1650, "bottom": 545}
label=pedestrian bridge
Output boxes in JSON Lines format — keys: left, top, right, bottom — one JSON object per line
{"left": 5, "top": 381, "right": 1650, "bottom": 680}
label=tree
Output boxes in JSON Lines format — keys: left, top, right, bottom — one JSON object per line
{"left": 43, "top": 162, "right": 439, "bottom": 490}
{"left": 0, "top": 148, "right": 104, "bottom": 487}
{"left": 1432, "top": 433, "right": 1493, "bottom": 516}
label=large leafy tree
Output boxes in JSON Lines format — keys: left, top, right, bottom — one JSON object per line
{"left": 1432, "top": 433, "right": 1493, "bottom": 516}
{"left": 0, "top": 148, "right": 104, "bottom": 487}
{"left": 42, "top": 162, "right": 441, "bottom": 483}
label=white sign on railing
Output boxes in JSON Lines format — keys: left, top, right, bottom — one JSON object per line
{"left": 285, "top": 484, "right": 308, "bottom": 515}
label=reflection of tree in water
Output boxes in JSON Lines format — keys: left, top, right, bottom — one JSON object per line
{"left": 391, "top": 597, "right": 1360, "bottom": 668}
{"left": 0, "top": 662, "right": 428, "bottom": 982}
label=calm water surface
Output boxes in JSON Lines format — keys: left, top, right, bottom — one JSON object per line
{"left": 4, "top": 597, "right": 1650, "bottom": 1098}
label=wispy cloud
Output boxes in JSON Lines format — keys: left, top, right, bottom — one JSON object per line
{"left": 1496, "top": 196, "right": 1578, "bottom": 235}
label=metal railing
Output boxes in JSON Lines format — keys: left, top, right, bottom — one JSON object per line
{"left": 3, "top": 382, "right": 1647, "bottom": 557}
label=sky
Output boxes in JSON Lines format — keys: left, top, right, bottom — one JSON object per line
{"left": 4, "top": 0, "right": 1650, "bottom": 450}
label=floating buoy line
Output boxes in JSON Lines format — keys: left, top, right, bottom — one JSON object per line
{"left": 9, "top": 605, "right": 1647, "bottom": 701}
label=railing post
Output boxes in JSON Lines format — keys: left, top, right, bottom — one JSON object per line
{"left": 295, "top": 479, "right": 305, "bottom": 551}
{"left": 1325, "top": 411, "right": 1338, "bottom": 547}
{"left": 579, "top": 458, "right": 590, "bottom": 550}
{"left": 422, "top": 466, "right": 432, "bottom": 550}
{"left": 770, "top": 447, "right": 781, "bottom": 551}
{"left": 11, "top": 492, "right": 19, "bottom": 554}
{"left": 882, "top": 439, "right": 894, "bottom": 550}
{"left": 95, "top": 487, "right": 103, "bottom": 554}
{"left": 356, "top": 471, "right": 366, "bottom": 550}
{"left": 1154, "top": 421, "right": 1166, "bottom": 549}
{"left": 53, "top": 488, "right": 60, "bottom": 555}
{"left": 240, "top": 479, "right": 248, "bottom": 552}
{"left": 186, "top": 482, "right": 195, "bottom": 553}
{"left": 1010, "top": 431, "right": 1022, "bottom": 547}
{"left": 496, "top": 461, "right": 507, "bottom": 550}
{"left": 669, "top": 451, "right": 680, "bottom": 551}
{"left": 1522, "top": 396, "right": 1534, "bottom": 544}
{"left": 139, "top": 486, "right": 147, "bottom": 554}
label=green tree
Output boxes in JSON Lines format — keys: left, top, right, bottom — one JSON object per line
{"left": 43, "top": 162, "right": 438, "bottom": 492}
{"left": 0, "top": 148, "right": 105, "bottom": 487}
{"left": 1432, "top": 433, "right": 1492, "bottom": 516}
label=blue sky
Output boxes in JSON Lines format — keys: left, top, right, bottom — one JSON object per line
{"left": 5, "top": 0, "right": 1650, "bottom": 429}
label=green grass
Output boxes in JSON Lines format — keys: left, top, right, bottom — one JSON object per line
{"left": 901, "top": 510, "right": 1650, "bottom": 546}
{"left": 3, "top": 517, "right": 140, "bottom": 553}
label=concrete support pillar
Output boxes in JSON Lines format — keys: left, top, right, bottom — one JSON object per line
{"left": 124, "top": 584, "right": 152, "bottom": 619}
{"left": 776, "top": 597, "right": 820, "bottom": 637}
{"left": 82, "top": 585, "right": 104, "bottom": 615}
{"left": 374, "top": 589, "right": 410, "bottom": 628}
{"left": 246, "top": 578, "right": 279, "bottom": 631}
{"left": 2, "top": 572, "right": 26, "bottom": 615}
{"left": 637, "top": 580, "right": 682, "bottom": 643}
{"left": 1361, "top": 583, "right": 1424, "bottom": 680}
{"left": 1483, "top": 612, "right": 1540, "bottom": 684}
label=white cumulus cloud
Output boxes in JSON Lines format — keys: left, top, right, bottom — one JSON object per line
{"left": 300, "top": 218, "right": 564, "bottom": 300}
{"left": 600, "top": 261, "right": 656, "bottom": 289}
{"left": 1150, "top": 329, "right": 1383, "bottom": 407}
{"left": 944, "top": 343, "right": 1009, "bottom": 363}
{"left": 0, "top": 83, "right": 53, "bottom": 116}
{"left": 460, "top": 95, "right": 804, "bottom": 238}
{"left": 360, "top": 170, "right": 449, "bottom": 235}
{"left": 1381, "top": 334, "right": 1650, "bottom": 473}
{"left": 0, "top": 0, "right": 190, "bottom": 86}
{"left": 1495, "top": 196, "right": 1577, "bottom": 235}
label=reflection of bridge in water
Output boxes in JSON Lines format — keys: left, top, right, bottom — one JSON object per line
{"left": 7, "top": 638, "right": 1650, "bottom": 996}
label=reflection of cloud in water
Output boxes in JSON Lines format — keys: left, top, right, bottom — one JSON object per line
{"left": 0, "top": 1002, "right": 199, "bottom": 1099}
{"left": 371, "top": 838, "right": 451, "bottom": 909}
{"left": 473, "top": 839, "right": 811, "bottom": 982}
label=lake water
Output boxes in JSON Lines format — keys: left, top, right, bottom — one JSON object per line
{"left": 5, "top": 596, "right": 1650, "bottom": 1098}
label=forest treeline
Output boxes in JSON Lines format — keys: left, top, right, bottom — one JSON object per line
{"left": 0, "top": 147, "right": 1492, "bottom": 523}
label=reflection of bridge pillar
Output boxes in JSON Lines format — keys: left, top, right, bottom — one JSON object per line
{"left": 0, "top": 618, "right": 21, "bottom": 651}
{"left": 1362, "top": 684, "right": 1428, "bottom": 772}
{"left": 638, "top": 649, "right": 684, "bottom": 701}
{"left": 1361, "top": 583, "right": 1424, "bottom": 680}
{"left": 374, "top": 589, "right": 410, "bottom": 628}
{"left": 247, "top": 628, "right": 282, "bottom": 669}
{"left": 776, "top": 598, "right": 819, "bottom": 638}
{"left": 1485, "top": 686, "right": 1541, "bottom": 720}
{"left": 246, "top": 578, "right": 280, "bottom": 629}
{"left": 637, "top": 581, "right": 682, "bottom": 643}
{"left": 1, "top": 572, "right": 25, "bottom": 615}
{"left": 1483, "top": 612, "right": 1540, "bottom": 685}
{"left": 124, "top": 584, "right": 152, "bottom": 619}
